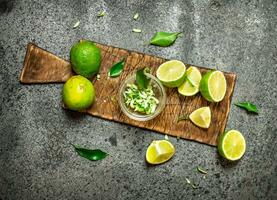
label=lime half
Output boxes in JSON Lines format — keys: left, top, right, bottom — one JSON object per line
{"left": 189, "top": 106, "right": 211, "bottom": 128}
{"left": 218, "top": 130, "right": 246, "bottom": 161}
{"left": 156, "top": 60, "right": 186, "bottom": 88}
{"left": 199, "top": 70, "right": 227, "bottom": 102}
{"left": 146, "top": 140, "right": 175, "bottom": 165}
{"left": 178, "top": 66, "right": 202, "bottom": 96}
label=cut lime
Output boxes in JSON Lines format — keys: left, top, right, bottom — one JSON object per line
{"left": 189, "top": 107, "right": 211, "bottom": 128}
{"left": 199, "top": 70, "right": 227, "bottom": 102}
{"left": 178, "top": 66, "right": 202, "bottom": 96}
{"left": 218, "top": 130, "right": 246, "bottom": 161}
{"left": 146, "top": 140, "right": 175, "bottom": 165}
{"left": 156, "top": 60, "right": 186, "bottom": 88}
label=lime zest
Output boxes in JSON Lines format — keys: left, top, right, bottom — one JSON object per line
{"left": 177, "top": 114, "right": 189, "bottom": 122}
{"left": 197, "top": 166, "right": 208, "bottom": 174}
{"left": 132, "top": 28, "right": 142, "bottom": 33}
{"left": 133, "top": 13, "right": 139, "bottom": 20}
{"left": 164, "top": 135, "right": 169, "bottom": 140}
{"left": 98, "top": 11, "right": 105, "bottom": 17}
{"left": 73, "top": 20, "right": 80, "bottom": 28}
{"left": 185, "top": 178, "right": 198, "bottom": 189}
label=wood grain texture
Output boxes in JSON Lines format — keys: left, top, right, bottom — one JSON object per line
{"left": 20, "top": 43, "right": 236, "bottom": 146}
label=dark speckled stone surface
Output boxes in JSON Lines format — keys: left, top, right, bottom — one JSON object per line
{"left": 0, "top": 0, "right": 277, "bottom": 199}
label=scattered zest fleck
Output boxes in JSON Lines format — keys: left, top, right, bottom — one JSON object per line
{"left": 177, "top": 115, "right": 189, "bottom": 122}
{"left": 132, "top": 28, "right": 142, "bottom": 33}
{"left": 165, "top": 135, "right": 169, "bottom": 140}
{"left": 133, "top": 13, "right": 139, "bottom": 20}
{"left": 185, "top": 178, "right": 198, "bottom": 189}
{"left": 176, "top": 136, "right": 180, "bottom": 141}
{"left": 197, "top": 166, "right": 208, "bottom": 174}
{"left": 96, "top": 74, "right": 100, "bottom": 80}
{"left": 98, "top": 11, "right": 105, "bottom": 17}
{"left": 73, "top": 20, "right": 80, "bottom": 28}
{"left": 111, "top": 96, "right": 117, "bottom": 103}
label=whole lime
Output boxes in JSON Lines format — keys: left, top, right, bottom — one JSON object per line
{"left": 62, "top": 75, "right": 95, "bottom": 111}
{"left": 70, "top": 40, "right": 101, "bottom": 78}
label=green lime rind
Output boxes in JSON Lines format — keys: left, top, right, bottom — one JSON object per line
{"left": 62, "top": 75, "right": 95, "bottom": 111}
{"left": 217, "top": 130, "right": 246, "bottom": 161}
{"left": 70, "top": 40, "right": 101, "bottom": 78}
{"left": 199, "top": 70, "right": 214, "bottom": 102}
{"left": 159, "top": 74, "right": 186, "bottom": 88}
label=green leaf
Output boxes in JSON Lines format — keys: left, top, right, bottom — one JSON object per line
{"left": 235, "top": 102, "right": 258, "bottom": 114}
{"left": 108, "top": 59, "right": 125, "bottom": 77}
{"left": 133, "top": 13, "right": 139, "bottom": 20}
{"left": 98, "top": 11, "right": 105, "bottom": 17}
{"left": 136, "top": 67, "right": 151, "bottom": 89}
{"left": 73, "top": 145, "right": 108, "bottom": 161}
{"left": 197, "top": 166, "right": 208, "bottom": 174}
{"left": 150, "top": 31, "right": 182, "bottom": 47}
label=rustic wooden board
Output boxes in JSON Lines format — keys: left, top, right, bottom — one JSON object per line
{"left": 20, "top": 43, "right": 236, "bottom": 146}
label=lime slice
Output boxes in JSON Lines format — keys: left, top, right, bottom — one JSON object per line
{"left": 146, "top": 140, "right": 175, "bottom": 164}
{"left": 218, "top": 130, "right": 246, "bottom": 161}
{"left": 189, "top": 107, "right": 211, "bottom": 128}
{"left": 178, "top": 66, "right": 202, "bottom": 96}
{"left": 156, "top": 60, "right": 186, "bottom": 88}
{"left": 199, "top": 70, "right": 227, "bottom": 102}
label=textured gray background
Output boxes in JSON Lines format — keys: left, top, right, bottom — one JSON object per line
{"left": 0, "top": 0, "right": 277, "bottom": 199}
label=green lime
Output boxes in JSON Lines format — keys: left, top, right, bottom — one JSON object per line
{"left": 189, "top": 106, "right": 211, "bottom": 128}
{"left": 62, "top": 75, "right": 95, "bottom": 111}
{"left": 218, "top": 130, "right": 246, "bottom": 161}
{"left": 199, "top": 70, "right": 227, "bottom": 102}
{"left": 178, "top": 66, "right": 202, "bottom": 96}
{"left": 156, "top": 60, "right": 186, "bottom": 88}
{"left": 70, "top": 40, "right": 101, "bottom": 78}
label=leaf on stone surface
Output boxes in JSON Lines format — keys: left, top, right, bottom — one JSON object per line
{"left": 108, "top": 59, "right": 125, "bottom": 77}
{"left": 150, "top": 31, "right": 182, "bottom": 47}
{"left": 73, "top": 145, "right": 108, "bottom": 161}
{"left": 234, "top": 102, "right": 258, "bottom": 114}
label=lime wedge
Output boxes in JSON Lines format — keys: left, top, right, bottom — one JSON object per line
{"left": 218, "top": 130, "right": 246, "bottom": 161}
{"left": 189, "top": 107, "right": 211, "bottom": 128}
{"left": 178, "top": 66, "right": 202, "bottom": 96}
{"left": 199, "top": 70, "right": 227, "bottom": 102}
{"left": 156, "top": 60, "right": 186, "bottom": 88}
{"left": 146, "top": 140, "right": 175, "bottom": 164}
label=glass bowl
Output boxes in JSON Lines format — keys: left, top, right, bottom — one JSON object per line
{"left": 118, "top": 73, "right": 166, "bottom": 121}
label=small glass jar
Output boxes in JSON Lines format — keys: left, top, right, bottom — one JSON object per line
{"left": 118, "top": 73, "right": 166, "bottom": 121}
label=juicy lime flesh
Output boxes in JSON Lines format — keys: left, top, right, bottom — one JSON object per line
{"left": 178, "top": 66, "right": 202, "bottom": 96}
{"left": 62, "top": 75, "right": 95, "bottom": 111}
{"left": 70, "top": 40, "right": 101, "bottom": 78}
{"left": 189, "top": 107, "right": 211, "bottom": 128}
{"left": 208, "top": 71, "right": 227, "bottom": 101}
{"left": 178, "top": 81, "right": 198, "bottom": 96}
{"left": 157, "top": 60, "right": 186, "bottom": 81}
{"left": 220, "top": 130, "right": 246, "bottom": 160}
{"left": 146, "top": 140, "right": 175, "bottom": 164}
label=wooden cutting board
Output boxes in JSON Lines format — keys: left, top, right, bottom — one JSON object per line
{"left": 20, "top": 43, "right": 236, "bottom": 146}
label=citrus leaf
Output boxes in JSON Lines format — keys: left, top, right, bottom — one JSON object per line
{"left": 235, "top": 102, "right": 258, "bottom": 114}
{"left": 108, "top": 59, "right": 125, "bottom": 77}
{"left": 73, "top": 145, "right": 108, "bottom": 161}
{"left": 150, "top": 31, "right": 182, "bottom": 47}
{"left": 136, "top": 67, "right": 150, "bottom": 89}
{"left": 197, "top": 166, "right": 208, "bottom": 174}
